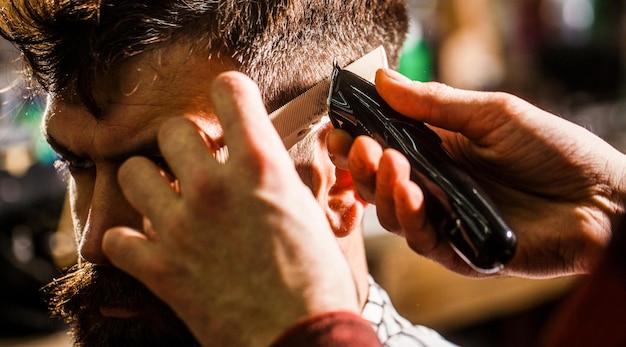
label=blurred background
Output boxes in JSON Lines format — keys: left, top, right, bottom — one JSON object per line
{"left": 0, "top": 38, "right": 75, "bottom": 346}
{"left": 0, "top": 0, "right": 625, "bottom": 346}
{"left": 368, "top": 0, "right": 626, "bottom": 346}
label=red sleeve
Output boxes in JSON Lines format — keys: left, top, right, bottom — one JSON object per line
{"left": 271, "top": 311, "right": 382, "bottom": 347}
{"left": 543, "top": 218, "right": 626, "bottom": 346}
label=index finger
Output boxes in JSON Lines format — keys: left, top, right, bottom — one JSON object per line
{"left": 210, "top": 71, "right": 289, "bottom": 162}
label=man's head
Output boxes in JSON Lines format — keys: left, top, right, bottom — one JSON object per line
{"left": 1, "top": 1, "right": 407, "bottom": 345}
{"left": 2, "top": 0, "right": 407, "bottom": 112}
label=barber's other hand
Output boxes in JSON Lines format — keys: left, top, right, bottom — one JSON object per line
{"left": 102, "top": 72, "right": 358, "bottom": 347}
{"left": 328, "top": 68, "right": 626, "bottom": 278}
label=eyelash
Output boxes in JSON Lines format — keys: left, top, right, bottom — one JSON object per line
{"left": 52, "top": 158, "right": 69, "bottom": 180}
{"left": 53, "top": 156, "right": 95, "bottom": 178}
{"left": 52, "top": 155, "right": 172, "bottom": 179}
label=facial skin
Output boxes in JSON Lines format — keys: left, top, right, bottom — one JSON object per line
{"left": 45, "top": 48, "right": 232, "bottom": 263}
{"left": 43, "top": 45, "right": 368, "bottom": 345}
{"left": 43, "top": 46, "right": 234, "bottom": 346}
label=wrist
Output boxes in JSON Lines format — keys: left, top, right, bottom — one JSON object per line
{"left": 581, "top": 149, "right": 626, "bottom": 273}
{"left": 564, "top": 145, "right": 626, "bottom": 274}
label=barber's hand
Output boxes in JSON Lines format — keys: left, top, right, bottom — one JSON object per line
{"left": 102, "top": 72, "right": 359, "bottom": 347}
{"left": 327, "top": 68, "right": 626, "bottom": 278}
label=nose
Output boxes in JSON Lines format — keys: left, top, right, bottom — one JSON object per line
{"left": 77, "top": 166, "right": 142, "bottom": 264}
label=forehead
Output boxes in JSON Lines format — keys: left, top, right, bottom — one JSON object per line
{"left": 43, "top": 47, "right": 236, "bottom": 158}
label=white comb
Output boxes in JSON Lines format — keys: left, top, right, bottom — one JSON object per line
{"left": 269, "top": 46, "right": 388, "bottom": 150}
{"left": 211, "top": 46, "right": 388, "bottom": 163}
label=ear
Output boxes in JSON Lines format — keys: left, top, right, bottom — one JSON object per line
{"left": 325, "top": 167, "right": 368, "bottom": 237}
{"left": 313, "top": 128, "right": 368, "bottom": 238}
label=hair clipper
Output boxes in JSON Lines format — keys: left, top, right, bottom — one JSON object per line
{"left": 327, "top": 63, "right": 516, "bottom": 273}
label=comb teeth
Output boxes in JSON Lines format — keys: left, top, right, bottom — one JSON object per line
{"left": 213, "top": 146, "right": 229, "bottom": 164}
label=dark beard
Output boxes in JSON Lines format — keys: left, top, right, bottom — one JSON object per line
{"left": 44, "top": 263, "right": 200, "bottom": 347}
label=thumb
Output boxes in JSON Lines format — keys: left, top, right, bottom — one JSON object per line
{"left": 102, "top": 227, "right": 158, "bottom": 281}
{"left": 374, "top": 68, "right": 511, "bottom": 141}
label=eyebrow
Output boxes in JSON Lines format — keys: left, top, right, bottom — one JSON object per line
{"left": 44, "top": 131, "right": 164, "bottom": 165}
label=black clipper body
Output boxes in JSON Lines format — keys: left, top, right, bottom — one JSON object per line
{"left": 327, "top": 64, "right": 516, "bottom": 273}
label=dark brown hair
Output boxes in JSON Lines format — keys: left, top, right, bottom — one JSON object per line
{"left": 0, "top": 0, "right": 408, "bottom": 113}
